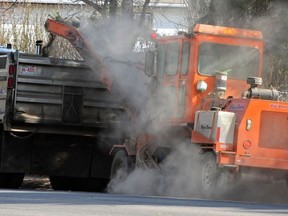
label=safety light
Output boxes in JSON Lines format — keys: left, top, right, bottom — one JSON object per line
{"left": 150, "top": 32, "right": 158, "bottom": 40}
{"left": 243, "top": 140, "right": 252, "bottom": 149}
{"left": 9, "top": 65, "right": 14, "bottom": 75}
{"left": 7, "top": 77, "right": 13, "bottom": 88}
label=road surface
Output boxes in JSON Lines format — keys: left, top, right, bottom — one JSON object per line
{"left": 0, "top": 189, "right": 287, "bottom": 216}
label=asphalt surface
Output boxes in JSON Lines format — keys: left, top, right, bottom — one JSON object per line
{"left": 20, "top": 175, "right": 288, "bottom": 205}
{"left": 0, "top": 189, "right": 288, "bottom": 216}
{"left": 0, "top": 175, "right": 285, "bottom": 216}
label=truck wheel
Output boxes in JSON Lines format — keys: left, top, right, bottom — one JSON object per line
{"left": 49, "top": 176, "right": 71, "bottom": 191}
{"left": 69, "top": 177, "right": 108, "bottom": 192}
{"left": 88, "top": 178, "right": 109, "bottom": 192}
{"left": 0, "top": 173, "right": 25, "bottom": 189}
{"left": 110, "top": 150, "right": 131, "bottom": 181}
{"left": 194, "top": 152, "right": 218, "bottom": 198}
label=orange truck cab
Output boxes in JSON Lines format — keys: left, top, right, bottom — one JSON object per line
{"left": 145, "top": 24, "right": 264, "bottom": 124}
{"left": 142, "top": 24, "right": 288, "bottom": 196}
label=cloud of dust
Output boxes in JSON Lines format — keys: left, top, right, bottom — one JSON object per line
{"left": 80, "top": 19, "right": 193, "bottom": 195}
{"left": 107, "top": 143, "right": 206, "bottom": 198}
{"left": 77, "top": 17, "right": 156, "bottom": 136}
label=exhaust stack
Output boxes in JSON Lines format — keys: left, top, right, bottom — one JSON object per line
{"left": 35, "top": 40, "right": 43, "bottom": 55}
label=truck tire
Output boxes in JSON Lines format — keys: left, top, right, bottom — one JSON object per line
{"left": 49, "top": 176, "right": 71, "bottom": 191}
{"left": 194, "top": 152, "right": 218, "bottom": 198}
{"left": 50, "top": 176, "right": 108, "bottom": 192}
{"left": 0, "top": 173, "right": 25, "bottom": 189}
{"left": 87, "top": 178, "right": 109, "bottom": 192}
{"left": 110, "top": 150, "right": 133, "bottom": 181}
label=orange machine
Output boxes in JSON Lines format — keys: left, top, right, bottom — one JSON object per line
{"left": 138, "top": 24, "right": 287, "bottom": 196}
{"left": 45, "top": 18, "right": 288, "bottom": 197}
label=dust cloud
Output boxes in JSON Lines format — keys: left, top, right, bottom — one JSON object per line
{"left": 107, "top": 143, "right": 204, "bottom": 198}
{"left": 78, "top": 18, "right": 153, "bottom": 120}
{"left": 76, "top": 16, "right": 198, "bottom": 198}
{"left": 76, "top": 14, "right": 180, "bottom": 138}
{"left": 106, "top": 141, "right": 288, "bottom": 205}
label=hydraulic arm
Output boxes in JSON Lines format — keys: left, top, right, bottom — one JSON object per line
{"left": 45, "top": 19, "right": 113, "bottom": 90}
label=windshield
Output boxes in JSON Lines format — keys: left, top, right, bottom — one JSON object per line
{"left": 198, "top": 43, "right": 260, "bottom": 80}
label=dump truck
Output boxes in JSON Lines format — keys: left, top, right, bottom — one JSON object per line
{"left": 0, "top": 43, "right": 130, "bottom": 191}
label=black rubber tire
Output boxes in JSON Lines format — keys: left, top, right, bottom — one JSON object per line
{"left": 0, "top": 173, "right": 25, "bottom": 189}
{"left": 110, "top": 150, "right": 131, "bottom": 180}
{"left": 50, "top": 176, "right": 109, "bottom": 192}
{"left": 193, "top": 152, "right": 218, "bottom": 198}
{"left": 87, "top": 178, "right": 109, "bottom": 192}
{"left": 0, "top": 173, "right": 6, "bottom": 188}
{"left": 49, "top": 176, "right": 71, "bottom": 191}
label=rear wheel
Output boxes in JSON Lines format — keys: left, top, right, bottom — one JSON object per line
{"left": 50, "top": 176, "right": 109, "bottom": 192}
{"left": 0, "top": 173, "right": 25, "bottom": 189}
{"left": 49, "top": 176, "right": 71, "bottom": 191}
{"left": 107, "top": 150, "right": 134, "bottom": 193}
{"left": 110, "top": 150, "right": 132, "bottom": 180}
{"left": 87, "top": 178, "right": 109, "bottom": 192}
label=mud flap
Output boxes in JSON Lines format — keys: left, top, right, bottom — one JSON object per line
{"left": 0, "top": 131, "right": 31, "bottom": 173}
{"left": 31, "top": 134, "right": 93, "bottom": 177}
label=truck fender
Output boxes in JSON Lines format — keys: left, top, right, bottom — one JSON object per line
{"left": 109, "top": 145, "right": 134, "bottom": 157}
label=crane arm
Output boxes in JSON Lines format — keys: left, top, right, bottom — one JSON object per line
{"left": 44, "top": 18, "right": 113, "bottom": 90}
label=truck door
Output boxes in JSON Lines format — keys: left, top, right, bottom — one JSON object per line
{"left": 157, "top": 41, "right": 190, "bottom": 122}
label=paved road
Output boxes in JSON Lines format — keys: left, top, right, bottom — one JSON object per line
{"left": 0, "top": 189, "right": 287, "bottom": 216}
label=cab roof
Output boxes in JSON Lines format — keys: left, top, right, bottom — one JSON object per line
{"left": 193, "top": 24, "right": 263, "bottom": 40}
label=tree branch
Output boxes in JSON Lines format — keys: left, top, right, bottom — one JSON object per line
{"left": 80, "top": 0, "right": 107, "bottom": 18}
{"left": 1, "top": 0, "right": 18, "bottom": 14}
{"left": 138, "top": 0, "right": 150, "bottom": 26}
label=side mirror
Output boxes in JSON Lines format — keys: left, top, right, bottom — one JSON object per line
{"left": 145, "top": 51, "right": 155, "bottom": 76}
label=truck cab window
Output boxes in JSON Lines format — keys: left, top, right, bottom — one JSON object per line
{"left": 181, "top": 42, "right": 190, "bottom": 75}
{"left": 157, "top": 44, "right": 165, "bottom": 77}
{"left": 198, "top": 43, "right": 259, "bottom": 80}
{"left": 164, "top": 43, "right": 180, "bottom": 75}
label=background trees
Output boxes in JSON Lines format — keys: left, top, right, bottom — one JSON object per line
{"left": 0, "top": 0, "right": 152, "bottom": 56}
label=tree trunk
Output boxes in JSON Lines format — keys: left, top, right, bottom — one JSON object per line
{"left": 138, "top": 0, "right": 150, "bottom": 26}
{"left": 110, "top": 0, "right": 118, "bottom": 18}
{"left": 122, "top": 0, "right": 134, "bottom": 20}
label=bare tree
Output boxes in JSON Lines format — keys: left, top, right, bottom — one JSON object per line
{"left": 71, "top": 0, "right": 154, "bottom": 54}
{"left": 78, "top": 0, "right": 150, "bottom": 24}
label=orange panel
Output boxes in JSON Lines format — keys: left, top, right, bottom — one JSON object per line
{"left": 230, "top": 99, "right": 288, "bottom": 170}
{"left": 259, "top": 111, "right": 288, "bottom": 150}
